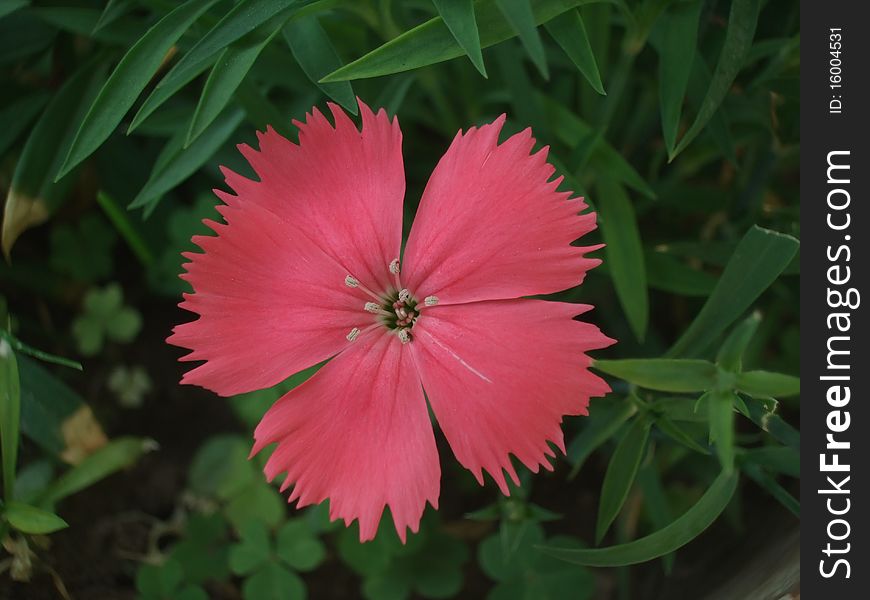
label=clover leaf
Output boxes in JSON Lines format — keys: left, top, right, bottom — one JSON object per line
{"left": 71, "top": 284, "right": 142, "bottom": 356}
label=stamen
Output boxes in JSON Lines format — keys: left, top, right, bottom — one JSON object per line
{"left": 345, "top": 274, "right": 384, "bottom": 303}
{"left": 424, "top": 296, "right": 439, "bottom": 307}
{"left": 398, "top": 288, "right": 411, "bottom": 303}
{"left": 346, "top": 328, "right": 361, "bottom": 342}
{"left": 390, "top": 258, "right": 402, "bottom": 291}
{"left": 364, "top": 302, "right": 382, "bottom": 314}
{"left": 397, "top": 329, "right": 411, "bottom": 344}
{"left": 344, "top": 275, "right": 359, "bottom": 288}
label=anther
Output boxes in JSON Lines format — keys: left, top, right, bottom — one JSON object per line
{"left": 389, "top": 258, "right": 401, "bottom": 274}
{"left": 424, "top": 296, "right": 439, "bottom": 306}
{"left": 397, "top": 329, "right": 411, "bottom": 344}
{"left": 346, "top": 328, "right": 360, "bottom": 341}
{"left": 364, "top": 302, "right": 381, "bottom": 314}
{"left": 398, "top": 288, "right": 411, "bottom": 303}
{"left": 345, "top": 275, "right": 359, "bottom": 288}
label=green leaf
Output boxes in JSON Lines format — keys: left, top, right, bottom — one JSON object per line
{"left": 0, "top": 1, "right": 28, "bottom": 20}
{"left": 495, "top": 0, "right": 548, "bottom": 78}
{"left": 0, "top": 338, "right": 20, "bottom": 500}
{"left": 432, "top": 0, "right": 487, "bottom": 76}
{"left": 230, "top": 521, "right": 271, "bottom": 576}
{"left": 130, "top": 0, "right": 305, "bottom": 132}
{"left": 2, "top": 59, "right": 106, "bottom": 258}
{"left": 568, "top": 398, "right": 637, "bottom": 478}
{"left": 322, "top": 0, "right": 596, "bottom": 82}
{"left": 656, "top": 0, "right": 702, "bottom": 153}
{"left": 3, "top": 501, "right": 67, "bottom": 534}
{"left": 0, "top": 92, "right": 49, "bottom": 158}
{"left": 225, "top": 482, "right": 285, "bottom": 529}
{"left": 17, "top": 355, "right": 93, "bottom": 457}
{"left": 636, "top": 463, "right": 675, "bottom": 573}
{"left": 42, "top": 437, "right": 153, "bottom": 506}
{"left": 96, "top": 191, "right": 155, "bottom": 268}
{"left": 705, "top": 390, "right": 736, "bottom": 473}
{"left": 716, "top": 312, "right": 761, "bottom": 372}
{"left": 596, "top": 178, "right": 648, "bottom": 341}
{"left": 655, "top": 416, "right": 710, "bottom": 455}
{"left": 540, "top": 94, "right": 655, "bottom": 199}
{"left": 643, "top": 250, "right": 717, "bottom": 297}
{"left": 545, "top": 9, "right": 604, "bottom": 94}
{"left": 242, "top": 562, "right": 306, "bottom": 600}
{"left": 57, "top": 0, "right": 219, "bottom": 179}
{"left": 742, "top": 463, "right": 799, "bottom": 517}
{"left": 669, "top": 0, "right": 760, "bottom": 160}
{"left": 136, "top": 558, "right": 184, "bottom": 599}
{"left": 744, "top": 397, "right": 799, "bottom": 450}
{"left": 92, "top": 0, "right": 134, "bottom": 33}
{"left": 593, "top": 359, "right": 718, "bottom": 392}
{"left": 130, "top": 107, "right": 245, "bottom": 213}
{"left": 667, "top": 226, "right": 799, "bottom": 358}
{"left": 276, "top": 520, "right": 326, "bottom": 572}
{"left": 189, "top": 435, "right": 255, "bottom": 500}
{"left": 736, "top": 370, "right": 800, "bottom": 398}
{"left": 741, "top": 446, "right": 799, "bottom": 478}
{"left": 187, "top": 28, "right": 278, "bottom": 147}
{"left": 284, "top": 15, "right": 357, "bottom": 113}
{"left": 596, "top": 416, "right": 650, "bottom": 543}
{"left": 543, "top": 470, "right": 738, "bottom": 566}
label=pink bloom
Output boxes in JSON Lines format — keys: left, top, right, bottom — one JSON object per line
{"left": 169, "top": 99, "right": 615, "bottom": 542}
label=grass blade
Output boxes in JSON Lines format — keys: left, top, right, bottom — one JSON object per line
{"left": 667, "top": 226, "right": 799, "bottom": 358}
{"left": 495, "top": 0, "right": 548, "bottom": 78}
{"left": 432, "top": 0, "right": 487, "bottom": 76}
{"left": 596, "top": 416, "right": 650, "bottom": 543}
{"left": 0, "top": 339, "right": 20, "bottom": 500}
{"left": 596, "top": 178, "right": 648, "bottom": 341}
{"left": 669, "top": 0, "right": 760, "bottom": 160}
{"left": 284, "top": 15, "right": 356, "bottom": 113}
{"left": 57, "top": 0, "right": 219, "bottom": 179}
{"left": 545, "top": 9, "right": 604, "bottom": 94}
{"left": 542, "top": 470, "right": 738, "bottom": 566}
{"left": 657, "top": 0, "right": 701, "bottom": 153}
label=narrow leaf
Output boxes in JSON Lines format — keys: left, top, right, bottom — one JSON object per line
{"left": 283, "top": 15, "right": 357, "bottom": 113}
{"left": 657, "top": 0, "right": 702, "bottom": 152}
{"left": 41, "top": 437, "right": 154, "bottom": 506}
{"left": 4, "top": 501, "right": 68, "bottom": 534}
{"left": 742, "top": 463, "right": 799, "bottom": 517}
{"left": 667, "top": 226, "right": 799, "bottom": 358}
{"left": 670, "top": 0, "right": 760, "bottom": 160}
{"left": 596, "top": 416, "right": 650, "bottom": 543}
{"left": 593, "top": 359, "right": 718, "bottom": 393}
{"left": 736, "top": 370, "right": 800, "bottom": 398}
{"left": 432, "top": 0, "right": 487, "bottom": 76}
{"left": 706, "top": 390, "right": 736, "bottom": 473}
{"left": 744, "top": 397, "right": 799, "bottom": 450}
{"left": 187, "top": 28, "right": 277, "bottom": 146}
{"left": 568, "top": 398, "right": 637, "bottom": 479}
{"left": 0, "top": 92, "right": 49, "bottom": 158}
{"left": 542, "top": 470, "right": 738, "bottom": 566}
{"left": 0, "top": 339, "right": 20, "bottom": 500}
{"left": 129, "top": 0, "right": 305, "bottom": 132}
{"left": 2, "top": 59, "right": 106, "bottom": 258}
{"left": 130, "top": 108, "right": 245, "bottom": 214}
{"left": 322, "top": 0, "right": 595, "bottom": 82}
{"left": 596, "top": 178, "right": 648, "bottom": 341}
{"left": 716, "top": 311, "right": 761, "bottom": 372}
{"left": 92, "top": 0, "right": 134, "bottom": 33}
{"left": 545, "top": 9, "right": 604, "bottom": 94}
{"left": 57, "top": 0, "right": 219, "bottom": 179}
{"left": 636, "top": 464, "right": 675, "bottom": 573}
{"left": 495, "top": 0, "right": 548, "bottom": 78}
{"left": 655, "top": 416, "right": 710, "bottom": 455}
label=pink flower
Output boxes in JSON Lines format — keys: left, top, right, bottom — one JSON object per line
{"left": 168, "top": 99, "right": 615, "bottom": 542}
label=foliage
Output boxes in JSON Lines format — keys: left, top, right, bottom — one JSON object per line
{"left": 0, "top": 0, "right": 799, "bottom": 597}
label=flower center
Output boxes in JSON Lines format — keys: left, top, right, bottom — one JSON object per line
{"left": 344, "top": 259, "right": 438, "bottom": 345}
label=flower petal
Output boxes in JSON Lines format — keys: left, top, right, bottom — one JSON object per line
{"left": 253, "top": 331, "right": 440, "bottom": 542}
{"left": 402, "top": 116, "right": 600, "bottom": 304}
{"left": 226, "top": 98, "right": 404, "bottom": 292}
{"left": 409, "top": 300, "right": 613, "bottom": 493}
{"left": 168, "top": 200, "right": 373, "bottom": 396}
